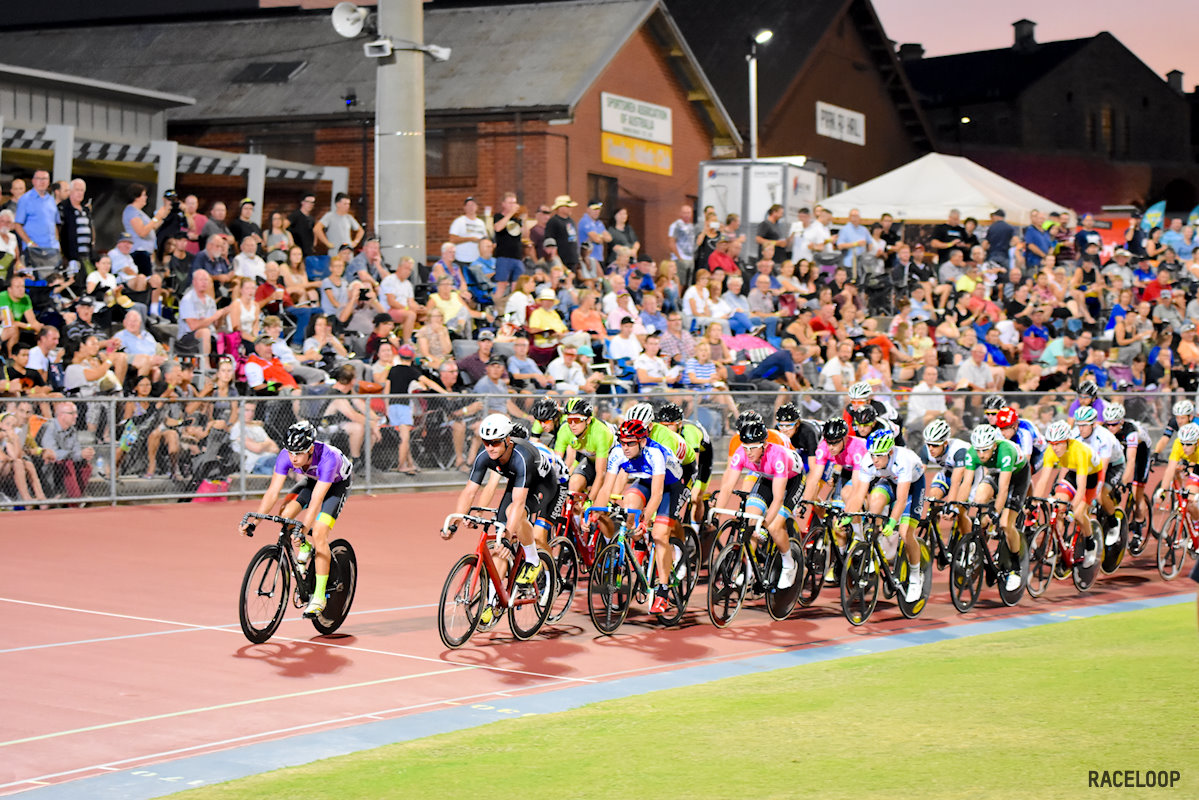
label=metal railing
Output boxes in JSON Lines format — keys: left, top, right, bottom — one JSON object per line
{"left": 0, "top": 386, "right": 1188, "bottom": 508}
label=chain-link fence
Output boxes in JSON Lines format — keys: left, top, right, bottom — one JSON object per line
{"left": 0, "top": 386, "right": 1188, "bottom": 508}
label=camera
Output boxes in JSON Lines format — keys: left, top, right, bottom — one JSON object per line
{"left": 164, "top": 188, "right": 181, "bottom": 212}
{"left": 358, "top": 288, "right": 370, "bottom": 301}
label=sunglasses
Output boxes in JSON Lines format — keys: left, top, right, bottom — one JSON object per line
{"left": 482, "top": 438, "right": 506, "bottom": 447}
{"left": 566, "top": 416, "right": 588, "bottom": 424}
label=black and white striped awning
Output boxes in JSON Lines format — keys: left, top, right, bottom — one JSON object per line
{"left": 177, "top": 151, "right": 245, "bottom": 176}
{"left": 3, "top": 127, "right": 50, "bottom": 150}
{"left": 266, "top": 165, "right": 323, "bottom": 181}
{"left": 74, "top": 141, "right": 153, "bottom": 162}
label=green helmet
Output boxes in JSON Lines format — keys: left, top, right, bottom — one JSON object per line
{"left": 866, "top": 429, "right": 896, "bottom": 455}
{"left": 563, "top": 397, "right": 593, "bottom": 417}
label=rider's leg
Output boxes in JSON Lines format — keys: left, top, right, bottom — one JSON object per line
{"left": 652, "top": 519, "right": 674, "bottom": 587}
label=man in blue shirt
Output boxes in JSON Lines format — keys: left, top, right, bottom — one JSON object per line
{"left": 1073, "top": 214, "right": 1103, "bottom": 255}
{"left": 1023, "top": 210, "right": 1052, "bottom": 270}
{"left": 14, "top": 169, "right": 60, "bottom": 257}
{"left": 577, "top": 200, "right": 611, "bottom": 263}
{"left": 835, "top": 208, "right": 870, "bottom": 269}
{"left": 747, "top": 339, "right": 803, "bottom": 392}
{"left": 1161, "top": 217, "right": 1187, "bottom": 255}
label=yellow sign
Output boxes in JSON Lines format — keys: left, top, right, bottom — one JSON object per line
{"left": 601, "top": 132, "right": 673, "bottom": 176}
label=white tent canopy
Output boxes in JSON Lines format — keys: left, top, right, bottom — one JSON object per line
{"left": 820, "top": 152, "right": 1073, "bottom": 226}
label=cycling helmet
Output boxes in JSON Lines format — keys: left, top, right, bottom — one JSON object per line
{"left": 478, "top": 413, "right": 514, "bottom": 441}
{"left": 923, "top": 418, "right": 951, "bottom": 445}
{"left": 866, "top": 429, "right": 896, "bottom": 455}
{"left": 1044, "top": 420, "right": 1072, "bottom": 442}
{"left": 617, "top": 418, "right": 650, "bottom": 442}
{"left": 531, "top": 397, "right": 560, "bottom": 422}
{"left": 970, "top": 424, "right": 1000, "bottom": 450}
{"left": 563, "top": 397, "right": 593, "bottom": 417}
{"left": 850, "top": 405, "right": 878, "bottom": 427}
{"left": 775, "top": 403, "right": 801, "bottom": 424}
{"left": 510, "top": 423, "right": 530, "bottom": 439}
{"left": 655, "top": 402, "right": 684, "bottom": 424}
{"left": 624, "top": 402, "right": 656, "bottom": 424}
{"left": 1102, "top": 404, "right": 1126, "bottom": 423}
{"left": 822, "top": 418, "right": 849, "bottom": 444}
{"left": 848, "top": 381, "right": 872, "bottom": 401}
{"left": 994, "top": 408, "right": 1018, "bottom": 429}
{"left": 736, "top": 410, "right": 763, "bottom": 430}
{"left": 1172, "top": 400, "right": 1194, "bottom": 417}
{"left": 284, "top": 420, "right": 317, "bottom": 453}
{"left": 1077, "top": 381, "right": 1099, "bottom": 398}
{"left": 983, "top": 394, "right": 1006, "bottom": 411}
{"left": 740, "top": 421, "right": 768, "bottom": 445}
{"left": 1180, "top": 422, "right": 1199, "bottom": 445}
{"left": 1073, "top": 406, "right": 1098, "bottom": 424}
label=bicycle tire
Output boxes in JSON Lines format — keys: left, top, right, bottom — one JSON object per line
{"left": 1156, "top": 513, "right": 1187, "bottom": 580}
{"left": 708, "top": 519, "right": 741, "bottom": 570}
{"left": 1101, "top": 517, "right": 1128, "bottom": 575}
{"left": 588, "top": 542, "right": 633, "bottom": 635}
{"left": 1127, "top": 490, "right": 1153, "bottom": 556}
{"left": 312, "top": 539, "right": 358, "bottom": 636}
{"left": 995, "top": 535, "right": 1028, "bottom": 608}
{"left": 765, "top": 537, "right": 803, "bottom": 621}
{"left": 706, "top": 543, "right": 748, "bottom": 628}
{"left": 239, "top": 544, "right": 290, "bottom": 644}
{"left": 840, "top": 541, "right": 878, "bottom": 626}
{"left": 895, "top": 540, "right": 933, "bottom": 619}
{"left": 1026, "top": 523, "right": 1056, "bottom": 598}
{"left": 948, "top": 534, "right": 984, "bottom": 613}
{"left": 798, "top": 526, "right": 828, "bottom": 607}
{"left": 508, "top": 550, "right": 556, "bottom": 640}
{"left": 681, "top": 527, "right": 701, "bottom": 599}
{"left": 1072, "top": 518, "right": 1102, "bottom": 592}
{"left": 547, "top": 536, "right": 580, "bottom": 623}
{"left": 438, "top": 553, "right": 484, "bottom": 649}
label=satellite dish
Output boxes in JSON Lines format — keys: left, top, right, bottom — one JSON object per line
{"left": 331, "top": 2, "right": 369, "bottom": 39}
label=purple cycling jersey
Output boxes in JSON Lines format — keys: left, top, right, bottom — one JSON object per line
{"left": 274, "top": 441, "right": 352, "bottom": 484}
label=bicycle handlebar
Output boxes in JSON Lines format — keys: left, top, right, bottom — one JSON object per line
{"left": 442, "top": 511, "right": 508, "bottom": 541}
{"left": 709, "top": 507, "right": 766, "bottom": 525}
{"left": 582, "top": 505, "right": 643, "bottom": 528}
{"left": 240, "top": 512, "right": 304, "bottom": 538}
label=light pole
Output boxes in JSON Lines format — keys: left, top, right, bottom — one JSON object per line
{"left": 747, "top": 28, "right": 773, "bottom": 161}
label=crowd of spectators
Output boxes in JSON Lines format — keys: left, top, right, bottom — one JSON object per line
{"left": 0, "top": 173, "right": 1195, "bottom": 504}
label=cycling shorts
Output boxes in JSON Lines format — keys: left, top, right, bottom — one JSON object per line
{"left": 976, "top": 462, "right": 1031, "bottom": 513}
{"left": 1132, "top": 441, "right": 1151, "bottom": 485}
{"left": 287, "top": 477, "right": 351, "bottom": 528}
{"left": 1057, "top": 469, "right": 1101, "bottom": 505}
{"left": 626, "top": 478, "right": 688, "bottom": 524}
{"left": 747, "top": 473, "right": 806, "bottom": 521}
{"left": 868, "top": 473, "right": 926, "bottom": 525}
{"left": 572, "top": 456, "right": 597, "bottom": 486}
{"left": 696, "top": 445, "right": 713, "bottom": 484}
{"left": 498, "top": 480, "right": 565, "bottom": 527}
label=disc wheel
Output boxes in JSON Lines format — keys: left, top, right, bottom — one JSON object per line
{"left": 508, "top": 550, "right": 556, "bottom": 640}
{"left": 1101, "top": 517, "right": 1128, "bottom": 575}
{"left": 1071, "top": 519, "right": 1103, "bottom": 592}
{"left": 706, "top": 543, "right": 748, "bottom": 628}
{"left": 949, "top": 534, "right": 985, "bottom": 613}
{"left": 1156, "top": 513, "right": 1188, "bottom": 580}
{"left": 995, "top": 535, "right": 1028, "bottom": 608}
{"left": 894, "top": 541, "right": 933, "bottom": 619}
{"left": 311, "top": 539, "right": 358, "bottom": 635}
{"left": 547, "top": 536, "right": 580, "bottom": 623}
{"left": 587, "top": 542, "right": 633, "bottom": 635}
{"left": 839, "top": 542, "right": 879, "bottom": 626}
{"left": 239, "top": 544, "right": 290, "bottom": 644}
{"left": 765, "top": 537, "right": 803, "bottom": 621}
{"left": 680, "top": 527, "right": 701, "bottom": 599}
{"left": 437, "top": 553, "right": 483, "bottom": 649}
{"left": 1026, "top": 523, "right": 1056, "bottom": 598}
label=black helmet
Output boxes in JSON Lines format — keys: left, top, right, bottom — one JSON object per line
{"left": 850, "top": 405, "right": 877, "bottom": 426}
{"left": 563, "top": 397, "right": 593, "bottom": 417}
{"left": 531, "top": 397, "right": 560, "bottom": 422}
{"left": 983, "top": 394, "right": 1006, "bottom": 411}
{"left": 740, "top": 420, "right": 768, "bottom": 445}
{"left": 511, "top": 422, "right": 530, "bottom": 439}
{"left": 735, "top": 410, "right": 763, "bottom": 431}
{"left": 775, "top": 403, "right": 800, "bottom": 424}
{"left": 284, "top": 420, "right": 316, "bottom": 453}
{"left": 1078, "top": 381, "right": 1099, "bottom": 398}
{"left": 655, "top": 402, "right": 684, "bottom": 423}
{"left": 822, "top": 418, "right": 849, "bottom": 444}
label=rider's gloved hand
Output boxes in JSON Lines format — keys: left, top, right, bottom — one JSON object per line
{"left": 884, "top": 518, "right": 897, "bottom": 535}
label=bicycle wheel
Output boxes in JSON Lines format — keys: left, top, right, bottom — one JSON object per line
{"left": 547, "top": 536, "right": 580, "bottom": 623}
{"left": 680, "top": 527, "right": 701, "bottom": 600}
{"left": 1101, "top": 516, "right": 1128, "bottom": 575}
{"left": 995, "top": 535, "right": 1028, "bottom": 608}
{"left": 239, "top": 545, "right": 290, "bottom": 644}
{"left": 1026, "top": 523, "right": 1056, "bottom": 598}
{"left": 707, "top": 543, "right": 748, "bottom": 628}
{"left": 1156, "top": 513, "right": 1188, "bottom": 580}
{"left": 766, "top": 537, "right": 803, "bottom": 621}
{"left": 1127, "top": 490, "right": 1153, "bottom": 556}
{"left": 588, "top": 542, "right": 633, "bottom": 635}
{"left": 508, "top": 550, "right": 556, "bottom": 640}
{"left": 312, "top": 539, "right": 358, "bottom": 636}
{"left": 840, "top": 542, "right": 879, "bottom": 626}
{"left": 894, "top": 540, "right": 933, "bottom": 619}
{"left": 708, "top": 519, "right": 740, "bottom": 570}
{"left": 948, "top": 534, "right": 984, "bottom": 613}
{"left": 798, "top": 526, "right": 828, "bottom": 607}
{"left": 438, "top": 553, "right": 484, "bottom": 649}
{"left": 1072, "top": 519, "right": 1102, "bottom": 592}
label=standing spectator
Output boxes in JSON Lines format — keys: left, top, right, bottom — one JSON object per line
{"left": 228, "top": 199, "right": 263, "bottom": 252}
{"left": 58, "top": 178, "right": 93, "bottom": 276}
{"left": 668, "top": 203, "right": 697, "bottom": 284}
{"left": 200, "top": 201, "right": 233, "bottom": 251}
{"left": 754, "top": 204, "right": 787, "bottom": 258}
{"left": 448, "top": 196, "right": 488, "bottom": 270}
{"left": 491, "top": 191, "right": 527, "bottom": 302}
{"left": 836, "top": 208, "right": 870, "bottom": 271}
{"left": 1123, "top": 210, "right": 1146, "bottom": 258}
{"left": 544, "top": 195, "right": 580, "bottom": 273}
{"left": 263, "top": 211, "right": 294, "bottom": 264}
{"left": 3, "top": 177, "right": 26, "bottom": 213}
{"left": 529, "top": 203, "right": 551, "bottom": 260}
{"left": 608, "top": 206, "right": 640, "bottom": 264}
{"left": 120, "top": 183, "right": 165, "bottom": 278}
{"left": 930, "top": 208, "right": 967, "bottom": 263}
{"left": 577, "top": 199, "right": 612, "bottom": 264}
{"left": 180, "top": 195, "right": 206, "bottom": 256}
{"left": 787, "top": 207, "right": 812, "bottom": 263}
{"left": 285, "top": 193, "right": 317, "bottom": 258}
{"left": 984, "top": 209, "right": 1014, "bottom": 268}
{"left": 384, "top": 343, "right": 446, "bottom": 475}
{"left": 13, "top": 169, "right": 61, "bottom": 265}
{"left": 314, "top": 192, "right": 363, "bottom": 254}
{"left": 38, "top": 402, "right": 94, "bottom": 498}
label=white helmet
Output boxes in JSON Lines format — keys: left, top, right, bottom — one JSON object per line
{"left": 1102, "top": 404, "right": 1126, "bottom": 423}
{"left": 970, "top": 424, "right": 1000, "bottom": 450}
{"left": 624, "top": 403, "right": 655, "bottom": 424}
{"left": 1173, "top": 400, "right": 1195, "bottom": 417}
{"left": 923, "top": 419, "right": 951, "bottom": 445}
{"left": 848, "top": 381, "right": 873, "bottom": 400}
{"left": 1180, "top": 423, "right": 1199, "bottom": 446}
{"left": 478, "top": 413, "right": 514, "bottom": 440}
{"left": 1044, "top": 420, "right": 1072, "bottom": 443}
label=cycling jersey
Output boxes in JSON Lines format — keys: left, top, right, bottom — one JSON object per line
{"left": 787, "top": 419, "right": 822, "bottom": 462}
{"left": 1168, "top": 439, "right": 1199, "bottom": 465}
{"left": 1043, "top": 438, "right": 1100, "bottom": 476}
{"left": 1074, "top": 425, "right": 1123, "bottom": 466}
{"left": 727, "top": 428, "right": 791, "bottom": 458}
{"left": 532, "top": 414, "right": 572, "bottom": 456}
{"left": 728, "top": 442, "right": 803, "bottom": 480}
{"left": 1066, "top": 398, "right": 1105, "bottom": 420}
{"left": 530, "top": 439, "right": 569, "bottom": 485}
{"left": 921, "top": 438, "right": 970, "bottom": 470}
{"left": 650, "top": 422, "right": 695, "bottom": 465}
{"left": 274, "top": 441, "right": 352, "bottom": 484}
{"left": 606, "top": 438, "right": 683, "bottom": 485}
{"left": 855, "top": 445, "right": 924, "bottom": 483}
{"left": 681, "top": 420, "right": 714, "bottom": 485}
{"left": 468, "top": 438, "right": 562, "bottom": 491}
{"left": 563, "top": 417, "right": 614, "bottom": 466}
{"left": 842, "top": 399, "right": 900, "bottom": 431}
{"left": 812, "top": 435, "right": 867, "bottom": 474}
{"left": 963, "top": 439, "right": 1026, "bottom": 472}
{"left": 1109, "top": 420, "right": 1146, "bottom": 450}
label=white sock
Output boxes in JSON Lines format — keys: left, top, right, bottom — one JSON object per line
{"left": 672, "top": 544, "right": 683, "bottom": 563}
{"left": 781, "top": 551, "right": 795, "bottom": 570}
{"left": 522, "top": 543, "right": 538, "bottom": 563}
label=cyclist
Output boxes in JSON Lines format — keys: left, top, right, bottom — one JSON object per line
{"left": 445, "top": 414, "right": 564, "bottom": 592}
{"left": 775, "top": 402, "right": 821, "bottom": 472}
{"left": 558, "top": 397, "right": 615, "bottom": 505}
{"left": 240, "top": 420, "right": 353, "bottom": 618}
{"left": 919, "top": 418, "right": 972, "bottom": 551}
{"left": 625, "top": 402, "right": 696, "bottom": 485}
{"left": 1033, "top": 420, "right": 1101, "bottom": 569}
{"left": 727, "top": 409, "right": 792, "bottom": 457}
{"left": 1072, "top": 406, "right": 1124, "bottom": 545}
{"left": 1156, "top": 421, "right": 1199, "bottom": 524}
{"left": 596, "top": 418, "right": 687, "bottom": 614}
{"left": 995, "top": 406, "right": 1045, "bottom": 473}
{"left": 530, "top": 397, "right": 569, "bottom": 453}
{"left": 842, "top": 380, "right": 902, "bottom": 439}
{"left": 953, "top": 423, "right": 1029, "bottom": 593}
{"left": 847, "top": 429, "right": 926, "bottom": 603}
{"left": 848, "top": 404, "right": 902, "bottom": 446}
{"left": 1065, "top": 381, "right": 1104, "bottom": 421}
{"left": 799, "top": 418, "right": 867, "bottom": 571}
{"left": 1153, "top": 399, "right": 1195, "bottom": 457}
{"left": 655, "top": 402, "right": 713, "bottom": 522}
{"left": 1103, "top": 403, "right": 1151, "bottom": 542}
{"left": 711, "top": 419, "right": 801, "bottom": 589}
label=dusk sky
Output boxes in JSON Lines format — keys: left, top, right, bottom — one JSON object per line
{"left": 874, "top": 0, "right": 1199, "bottom": 90}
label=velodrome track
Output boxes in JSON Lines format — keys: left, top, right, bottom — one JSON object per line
{"left": 1, "top": 492, "right": 1191, "bottom": 797}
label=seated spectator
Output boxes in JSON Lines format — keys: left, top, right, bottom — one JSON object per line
{"left": 2, "top": 344, "right": 51, "bottom": 397}
{"left": 416, "top": 308, "right": 454, "bottom": 369}
{"left": 177, "top": 269, "right": 229, "bottom": 361}
{"left": 682, "top": 268, "right": 723, "bottom": 334}
{"left": 364, "top": 313, "right": 399, "bottom": 362}
{"left": 600, "top": 272, "right": 626, "bottom": 317}
{"left": 0, "top": 408, "right": 47, "bottom": 507}
{"left": 244, "top": 335, "right": 299, "bottom": 394}
{"left": 232, "top": 235, "right": 266, "bottom": 281}
{"left": 546, "top": 344, "right": 600, "bottom": 394}
{"left": 458, "top": 330, "right": 504, "bottom": 386}
{"left": 956, "top": 343, "right": 1002, "bottom": 397}
{"left": 427, "top": 359, "right": 472, "bottom": 469}
{"left": 570, "top": 289, "right": 606, "bottom": 347}
{"left": 746, "top": 338, "right": 805, "bottom": 394}
{"left": 65, "top": 335, "right": 121, "bottom": 433}
{"left": 116, "top": 374, "right": 178, "bottom": 480}
{"left": 37, "top": 402, "right": 94, "bottom": 498}
{"left": 371, "top": 340, "right": 399, "bottom": 383}
{"left": 633, "top": 332, "right": 681, "bottom": 390}
{"left": 349, "top": 234, "right": 390, "bottom": 288}
{"left": 819, "top": 338, "right": 855, "bottom": 393}
{"left": 302, "top": 313, "right": 367, "bottom": 380}
{"left": 658, "top": 311, "right": 695, "bottom": 365}
{"left": 504, "top": 274, "right": 537, "bottom": 321}
{"left": 605, "top": 292, "right": 647, "bottom": 335}
{"left": 638, "top": 292, "right": 668, "bottom": 335}
{"left": 684, "top": 339, "right": 739, "bottom": 416}
{"left": 378, "top": 256, "right": 421, "bottom": 342}
{"left": 530, "top": 287, "right": 589, "bottom": 349}
{"left": 229, "top": 399, "right": 278, "bottom": 474}
{"left": 260, "top": 315, "right": 327, "bottom": 385}
{"left": 606, "top": 316, "right": 644, "bottom": 362}
{"left": 702, "top": 323, "right": 735, "bottom": 365}
{"left": 506, "top": 335, "right": 553, "bottom": 392}
{"left": 1, "top": 274, "right": 43, "bottom": 357}
{"left": 320, "top": 365, "right": 378, "bottom": 471}
{"left": 724, "top": 273, "right": 775, "bottom": 339}
{"left": 196, "top": 357, "right": 241, "bottom": 431}
{"left": 458, "top": 356, "right": 535, "bottom": 463}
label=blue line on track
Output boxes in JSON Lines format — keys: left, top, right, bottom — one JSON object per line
{"left": 16, "top": 592, "right": 1192, "bottom": 799}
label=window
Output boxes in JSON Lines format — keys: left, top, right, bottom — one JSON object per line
{"left": 1100, "top": 105, "right": 1114, "bottom": 158}
{"left": 426, "top": 128, "right": 477, "bottom": 178}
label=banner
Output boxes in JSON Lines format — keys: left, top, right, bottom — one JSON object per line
{"left": 1187, "top": 205, "right": 1199, "bottom": 228}
{"left": 1142, "top": 200, "right": 1166, "bottom": 232}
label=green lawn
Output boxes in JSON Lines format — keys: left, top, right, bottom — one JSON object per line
{"left": 179, "top": 604, "right": 1199, "bottom": 800}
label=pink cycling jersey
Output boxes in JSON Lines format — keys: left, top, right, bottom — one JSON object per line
{"left": 812, "top": 435, "right": 867, "bottom": 473}
{"left": 729, "top": 442, "right": 802, "bottom": 480}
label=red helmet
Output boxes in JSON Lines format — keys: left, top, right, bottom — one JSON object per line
{"left": 617, "top": 419, "right": 650, "bottom": 442}
{"left": 995, "top": 407, "right": 1018, "bottom": 429}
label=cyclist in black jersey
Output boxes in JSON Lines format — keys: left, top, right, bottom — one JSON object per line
{"left": 775, "top": 402, "right": 820, "bottom": 472}
{"left": 1154, "top": 399, "right": 1194, "bottom": 457}
{"left": 655, "top": 401, "right": 712, "bottom": 521}
{"left": 1103, "top": 403, "right": 1151, "bottom": 539}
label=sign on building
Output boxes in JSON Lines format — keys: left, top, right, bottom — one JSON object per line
{"left": 815, "top": 101, "right": 866, "bottom": 146}
{"left": 601, "top": 91, "right": 673, "bottom": 175}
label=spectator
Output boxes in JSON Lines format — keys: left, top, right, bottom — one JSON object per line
{"left": 668, "top": 203, "right": 697, "bottom": 284}
{"left": 200, "top": 201, "right": 233, "bottom": 250}
{"left": 930, "top": 208, "right": 967, "bottom": 264}
{"left": 192, "top": 234, "right": 233, "bottom": 291}
{"left": 1, "top": 274, "right": 43, "bottom": 356}
{"left": 458, "top": 330, "right": 505, "bottom": 386}
{"left": 608, "top": 206, "right": 640, "bottom": 264}
{"left": 244, "top": 335, "right": 298, "bottom": 394}
{"left": 113, "top": 309, "right": 167, "bottom": 382}
{"left": 426, "top": 277, "right": 476, "bottom": 339}
{"left": 364, "top": 313, "right": 398, "bottom": 362}
{"left": 658, "top": 311, "right": 695, "bottom": 365}
{"left": 638, "top": 292, "right": 668, "bottom": 335}
{"left": 506, "top": 336, "right": 552, "bottom": 392}
{"left": 905, "top": 364, "right": 951, "bottom": 430}
{"left": 232, "top": 235, "right": 266, "bottom": 281}
{"left": 0, "top": 408, "right": 47, "bottom": 507}
{"left": 820, "top": 338, "right": 855, "bottom": 392}
{"left": 302, "top": 313, "right": 366, "bottom": 379}
{"left": 285, "top": 193, "right": 317, "bottom": 258}
{"left": 956, "top": 343, "right": 1000, "bottom": 395}
{"left": 2, "top": 177, "right": 25, "bottom": 213}
{"left": 546, "top": 344, "right": 600, "bottom": 394}
{"left": 459, "top": 356, "right": 534, "bottom": 461}
{"left": 754, "top": 204, "right": 787, "bottom": 257}
{"left": 13, "top": 169, "right": 61, "bottom": 264}
{"left": 228, "top": 399, "right": 278, "bottom": 474}
{"left": 228, "top": 199, "right": 263, "bottom": 252}
{"left": 634, "top": 332, "right": 681, "bottom": 390}
{"left": 2, "top": 344, "right": 50, "bottom": 397}
{"left": 322, "top": 365, "right": 379, "bottom": 472}
{"left": 835, "top": 207, "right": 870, "bottom": 270}
{"left": 348, "top": 234, "right": 389, "bottom": 288}
{"left": 38, "top": 402, "right": 94, "bottom": 498}
{"left": 545, "top": 196, "right": 580, "bottom": 274}
{"left": 529, "top": 286, "right": 588, "bottom": 349}
{"left": 607, "top": 316, "right": 644, "bottom": 362}
{"left": 177, "top": 270, "right": 228, "bottom": 361}
{"left": 577, "top": 199, "right": 612, "bottom": 263}
{"left": 27, "top": 325, "right": 61, "bottom": 390}
{"left": 746, "top": 338, "right": 805, "bottom": 394}
{"left": 314, "top": 192, "right": 363, "bottom": 254}
{"left": 383, "top": 344, "right": 445, "bottom": 474}
{"left": 416, "top": 307, "right": 455, "bottom": 369}
{"left": 58, "top": 178, "right": 93, "bottom": 276}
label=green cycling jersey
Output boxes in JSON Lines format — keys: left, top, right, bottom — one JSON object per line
{"left": 963, "top": 438, "right": 1026, "bottom": 472}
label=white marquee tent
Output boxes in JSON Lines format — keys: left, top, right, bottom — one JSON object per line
{"left": 820, "top": 152, "right": 1073, "bottom": 226}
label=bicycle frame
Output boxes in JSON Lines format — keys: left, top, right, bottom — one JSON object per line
{"left": 582, "top": 505, "right": 648, "bottom": 589}
{"left": 555, "top": 491, "right": 603, "bottom": 571}
{"left": 1043, "top": 497, "right": 1084, "bottom": 570}
{"left": 917, "top": 499, "right": 961, "bottom": 568}
{"left": 241, "top": 511, "right": 311, "bottom": 605}
{"left": 442, "top": 507, "right": 539, "bottom": 612}
{"left": 709, "top": 495, "right": 772, "bottom": 589}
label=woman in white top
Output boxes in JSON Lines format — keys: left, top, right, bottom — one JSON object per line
{"left": 503, "top": 274, "right": 535, "bottom": 320}
{"left": 372, "top": 340, "right": 399, "bottom": 383}
{"left": 228, "top": 276, "right": 263, "bottom": 344}
{"left": 681, "top": 268, "right": 715, "bottom": 334}
{"left": 706, "top": 272, "right": 734, "bottom": 335}
{"left": 0, "top": 209, "right": 22, "bottom": 274}
{"left": 264, "top": 212, "right": 294, "bottom": 264}
{"left": 85, "top": 253, "right": 119, "bottom": 303}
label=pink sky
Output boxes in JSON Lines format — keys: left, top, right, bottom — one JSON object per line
{"left": 874, "top": 0, "right": 1199, "bottom": 90}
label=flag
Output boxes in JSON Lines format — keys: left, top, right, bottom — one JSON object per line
{"left": 1142, "top": 201, "right": 1166, "bottom": 232}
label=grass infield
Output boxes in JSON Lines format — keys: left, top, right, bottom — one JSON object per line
{"left": 179, "top": 604, "right": 1197, "bottom": 800}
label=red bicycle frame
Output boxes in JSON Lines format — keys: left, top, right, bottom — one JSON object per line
{"left": 553, "top": 491, "right": 604, "bottom": 570}
{"left": 444, "top": 508, "right": 539, "bottom": 612}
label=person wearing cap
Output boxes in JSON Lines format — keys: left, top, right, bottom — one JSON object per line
{"left": 349, "top": 233, "right": 389, "bottom": 288}
{"left": 529, "top": 284, "right": 588, "bottom": 350}
{"left": 544, "top": 195, "right": 579, "bottom": 271}
{"left": 577, "top": 198, "right": 611, "bottom": 264}
{"left": 65, "top": 296, "right": 118, "bottom": 363}
{"left": 365, "top": 312, "right": 399, "bottom": 362}
{"left": 259, "top": 315, "right": 327, "bottom": 385}
{"left": 448, "top": 196, "right": 489, "bottom": 270}
{"left": 1103, "top": 247, "right": 1134, "bottom": 288}
{"left": 228, "top": 197, "right": 263, "bottom": 253}
{"left": 546, "top": 342, "right": 601, "bottom": 395}
{"left": 983, "top": 209, "right": 1014, "bottom": 268}
{"left": 315, "top": 192, "right": 362, "bottom": 254}
{"left": 1123, "top": 210, "right": 1147, "bottom": 257}
{"left": 539, "top": 236, "right": 564, "bottom": 271}
{"left": 244, "top": 335, "right": 299, "bottom": 394}
{"left": 458, "top": 330, "right": 504, "bottom": 386}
